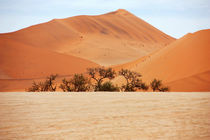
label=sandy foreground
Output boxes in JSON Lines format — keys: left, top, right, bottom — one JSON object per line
{"left": 0, "top": 92, "right": 210, "bottom": 140}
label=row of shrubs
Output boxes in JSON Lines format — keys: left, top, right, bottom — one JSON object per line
{"left": 27, "top": 67, "right": 169, "bottom": 92}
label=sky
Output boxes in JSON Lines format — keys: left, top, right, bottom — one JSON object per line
{"left": 0, "top": 0, "right": 210, "bottom": 38}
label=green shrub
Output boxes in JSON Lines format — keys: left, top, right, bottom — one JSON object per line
{"left": 60, "top": 74, "right": 90, "bottom": 92}
{"left": 99, "top": 81, "right": 119, "bottom": 91}
{"left": 59, "top": 78, "right": 72, "bottom": 92}
{"left": 27, "top": 74, "right": 57, "bottom": 92}
{"left": 87, "top": 67, "right": 116, "bottom": 91}
{"left": 119, "top": 69, "right": 148, "bottom": 91}
{"left": 150, "top": 78, "right": 169, "bottom": 92}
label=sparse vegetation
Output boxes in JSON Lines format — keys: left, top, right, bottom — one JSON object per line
{"left": 87, "top": 67, "right": 116, "bottom": 91}
{"left": 27, "top": 74, "right": 57, "bottom": 92}
{"left": 27, "top": 81, "right": 40, "bottom": 92}
{"left": 99, "top": 81, "right": 119, "bottom": 91}
{"left": 60, "top": 74, "right": 90, "bottom": 92}
{"left": 119, "top": 69, "right": 148, "bottom": 91}
{"left": 59, "top": 78, "right": 72, "bottom": 92}
{"left": 159, "top": 87, "right": 169, "bottom": 92}
{"left": 27, "top": 68, "right": 169, "bottom": 92}
{"left": 150, "top": 78, "right": 169, "bottom": 92}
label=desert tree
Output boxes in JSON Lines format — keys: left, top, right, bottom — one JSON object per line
{"left": 87, "top": 67, "right": 116, "bottom": 91}
{"left": 71, "top": 74, "right": 91, "bottom": 92}
{"left": 27, "top": 81, "right": 41, "bottom": 92}
{"left": 27, "top": 74, "right": 58, "bottom": 92}
{"left": 99, "top": 81, "right": 119, "bottom": 91}
{"left": 59, "top": 74, "right": 90, "bottom": 92}
{"left": 159, "top": 87, "right": 169, "bottom": 92}
{"left": 41, "top": 74, "right": 57, "bottom": 91}
{"left": 119, "top": 69, "right": 148, "bottom": 91}
{"left": 150, "top": 78, "right": 169, "bottom": 92}
{"left": 59, "top": 78, "right": 72, "bottom": 92}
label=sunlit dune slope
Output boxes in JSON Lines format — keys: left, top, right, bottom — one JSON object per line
{"left": 0, "top": 38, "right": 98, "bottom": 79}
{"left": 0, "top": 9, "right": 175, "bottom": 66}
{"left": 117, "top": 29, "right": 210, "bottom": 91}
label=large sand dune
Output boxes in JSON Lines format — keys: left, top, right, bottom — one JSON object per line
{"left": 0, "top": 9, "right": 175, "bottom": 66}
{"left": 117, "top": 29, "right": 210, "bottom": 91}
{"left": 0, "top": 9, "right": 176, "bottom": 91}
{"left": 0, "top": 92, "right": 210, "bottom": 139}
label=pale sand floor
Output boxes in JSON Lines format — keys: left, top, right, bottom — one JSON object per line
{"left": 0, "top": 92, "right": 210, "bottom": 140}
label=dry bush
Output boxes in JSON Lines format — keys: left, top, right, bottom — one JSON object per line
{"left": 150, "top": 78, "right": 169, "bottom": 92}
{"left": 99, "top": 81, "right": 119, "bottom": 92}
{"left": 27, "top": 74, "right": 57, "bottom": 92}
{"left": 60, "top": 74, "right": 90, "bottom": 92}
{"left": 87, "top": 67, "right": 116, "bottom": 91}
{"left": 119, "top": 69, "right": 148, "bottom": 91}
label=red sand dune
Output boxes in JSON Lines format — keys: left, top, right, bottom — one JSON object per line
{"left": 117, "top": 29, "right": 210, "bottom": 91}
{"left": 0, "top": 9, "right": 175, "bottom": 66}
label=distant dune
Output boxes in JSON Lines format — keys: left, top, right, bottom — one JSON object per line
{"left": 117, "top": 29, "right": 210, "bottom": 91}
{"left": 0, "top": 9, "right": 175, "bottom": 66}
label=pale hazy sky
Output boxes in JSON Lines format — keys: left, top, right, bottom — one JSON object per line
{"left": 0, "top": 0, "right": 210, "bottom": 38}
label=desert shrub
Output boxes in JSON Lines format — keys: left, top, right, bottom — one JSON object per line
{"left": 87, "top": 67, "right": 116, "bottom": 91}
{"left": 99, "top": 81, "right": 119, "bottom": 91}
{"left": 27, "top": 81, "right": 40, "bottom": 92}
{"left": 135, "top": 81, "right": 149, "bottom": 91}
{"left": 59, "top": 78, "right": 72, "bottom": 92}
{"left": 150, "top": 78, "right": 169, "bottom": 92}
{"left": 71, "top": 74, "right": 90, "bottom": 91}
{"left": 60, "top": 74, "right": 90, "bottom": 92}
{"left": 159, "top": 87, "right": 169, "bottom": 92}
{"left": 119, "top": 69, "right": 148, "bottom": 91}
{"left": 27, "top": 74, "right": 57, "bottom": 92}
